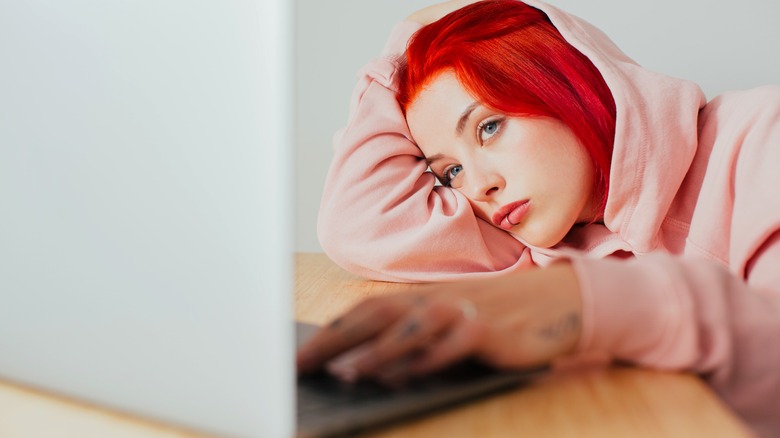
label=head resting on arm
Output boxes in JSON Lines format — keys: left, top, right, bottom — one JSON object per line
{"left": 397, "top": 0, "right": 616, "bottom": 214}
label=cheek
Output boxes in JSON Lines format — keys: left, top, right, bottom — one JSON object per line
{"left": 560, "top": 146, "right": 597, "bottom": 197}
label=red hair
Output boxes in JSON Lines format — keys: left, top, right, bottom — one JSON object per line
{"left": 398, "top": 0, "right": 616, "bottom": 212}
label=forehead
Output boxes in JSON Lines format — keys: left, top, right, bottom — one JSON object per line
{"left": 405, "top": 71, "right": 476, "bottom": 144}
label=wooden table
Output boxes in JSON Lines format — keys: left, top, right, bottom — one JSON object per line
{"left": 0, "top": 253, "right": 755, "bottom": 438}
{"left": 295, "top": 253, "right": 756, "bottom": 438}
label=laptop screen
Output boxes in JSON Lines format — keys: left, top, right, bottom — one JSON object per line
{"left": 0, "top": 1, "right": 294, "bottom": 436}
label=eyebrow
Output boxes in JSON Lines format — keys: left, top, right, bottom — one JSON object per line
{"left": 425, "top": 101, "right": 480, "bottom": 168}
{"left": 455, "top": 102, "right": 480, "bottom": 136}
{"left": 425, "top": 153, "right": 444, "bottom": 167}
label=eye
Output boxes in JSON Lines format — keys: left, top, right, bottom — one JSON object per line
{"left": 478, "top": 118, "right": 503, "bottom": 144}
{"left": 440, "top": 164, "right": 463, "bottom": 187}
{"left": 447, "top": 165, "right": 463, "bottom": 180}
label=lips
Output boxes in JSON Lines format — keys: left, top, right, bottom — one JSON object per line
{"left": 492, "top": 200, "right": 530, "bottom": 231}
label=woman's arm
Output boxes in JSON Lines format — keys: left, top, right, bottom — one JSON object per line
{"left": 575, "top": 89, "right": 780, "bottom": 435}
{"left": 298, "top": 239, "right": 780, "bottom": 434}
{"left": 297, "top": 260, "right": 583, "bottom": 380}
{"left": 318, "top": 18, "right": 529, "bottom": 282}
{"left": 571, "top": 238, "right": 780, "bottom": 435}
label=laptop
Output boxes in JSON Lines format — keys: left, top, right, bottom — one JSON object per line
{"left": 1, "top": 0, "right": 294, "bottom": 437}
{"left": 296, "top": 322, "right": 543, "bottom": 438}
{"left": 0, "top": 1, "right": 539, "bottom": 437}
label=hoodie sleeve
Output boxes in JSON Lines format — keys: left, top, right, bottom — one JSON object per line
{"left": 317, "top": 22, "right": 531, "bottom": 282}
{"left": 571, "top": 250, "right": 780, "bottom": 436}
{"left": 571, "top": 87, "right": 780, "bottom": 435}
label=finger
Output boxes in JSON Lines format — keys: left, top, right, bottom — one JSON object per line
{"left": 325, "top": 342, "right": 374, "bottom": 383}
{"left": 356, "top": 299, "right": 476, "bottom": 375}
{"left": 296, "top": 296, "right": 414, "bottom": 373}
{"left": 409, "top": 319, "right": 485, "bottom": 375}
{"left": 350, "top": 299, "right": 465, "bottom": 377}
{"left": 375, "top": 354, "right": 417, "bottom": 388}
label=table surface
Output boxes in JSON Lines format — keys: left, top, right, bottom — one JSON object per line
{"left": 0, "top": 253, "right": 755, "bottom": 438}
{"left": 294, "top": 253, "right": 754, "bottom": 438}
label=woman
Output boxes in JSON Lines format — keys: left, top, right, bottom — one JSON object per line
{"left": 297, "top": 1, "right": 780, "bottom": 436}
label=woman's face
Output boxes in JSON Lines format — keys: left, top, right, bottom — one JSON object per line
{"left": 406, "top": 71, "right": 599, "bottom": 248}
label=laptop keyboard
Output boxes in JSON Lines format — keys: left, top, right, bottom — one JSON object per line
{"left": 294, "top": 323, "right": 542, "bottom": 436}
{"left": 297, "top": 372, "right": 396, "bottom": 416}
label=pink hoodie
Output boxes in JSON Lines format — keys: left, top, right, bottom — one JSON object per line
{"left": 317, "top": 1, "right": 780, "bottom": 435}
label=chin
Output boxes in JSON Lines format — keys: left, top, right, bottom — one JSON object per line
{"left": 508, "top": 226, "right": 565, "bottom": 249}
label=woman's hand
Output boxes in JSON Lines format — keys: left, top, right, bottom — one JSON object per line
{"left": 406, "top": 0, "right": 485, "bottom": 26}
{"left": 296, "top": 261, "right": 582, "bottom": 384}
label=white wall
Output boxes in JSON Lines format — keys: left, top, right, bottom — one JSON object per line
{"left": 294, "top": 1, "right": 432, "bottom": 252}
{"left": 294, "top": 0, "right": 780, "bottom": 252}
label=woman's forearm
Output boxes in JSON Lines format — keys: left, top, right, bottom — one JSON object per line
{"left": 318, "top": 23, "right": 529, "bottom": 282}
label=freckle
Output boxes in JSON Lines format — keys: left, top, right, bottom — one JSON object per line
{"left": 329, "top": 317, "right": 344, "bottom": 329}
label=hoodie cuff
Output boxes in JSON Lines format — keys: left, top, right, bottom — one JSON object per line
{"left": 569, "top": 255, "right": 682, "bottom": 365}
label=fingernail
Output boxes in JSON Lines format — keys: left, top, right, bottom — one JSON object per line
{"left": 327, "top": 361, "right": 359, "bottom": 383}
{"left": 326, "top": 344, "right": 376, "bottom": 381}
{"left": 326, "top": 352, "right": 362, "bottom": 383}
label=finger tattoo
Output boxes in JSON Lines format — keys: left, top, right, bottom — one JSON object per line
{"left": 398, "top": 319, "right": 421, "bottom": 339}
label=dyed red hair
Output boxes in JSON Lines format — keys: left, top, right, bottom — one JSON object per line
{"left": 397, "top": 0, "right": 616, "bottom": 211}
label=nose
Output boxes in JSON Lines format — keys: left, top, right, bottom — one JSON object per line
{"left": 464, "top": 166, "right": 504, "bottom": 202}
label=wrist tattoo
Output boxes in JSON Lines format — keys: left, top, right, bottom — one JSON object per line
{"left": 537, "top": 313, "right": 580, "bottom": 340}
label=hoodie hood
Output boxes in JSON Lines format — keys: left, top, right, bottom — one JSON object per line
{"left": 525, "top": 0, "right": 707, "bottom": 253}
